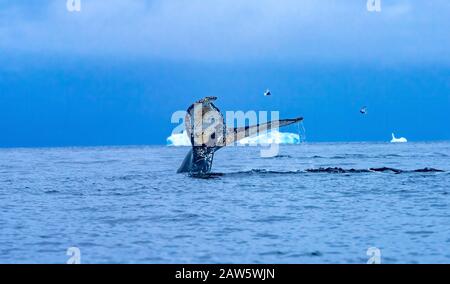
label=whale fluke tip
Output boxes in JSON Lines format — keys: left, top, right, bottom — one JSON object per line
{"left": 196, "top": 96, "right": 217, "bottom": 103}
{"left": 289, "top": 117, "right": 304, "bottom": 123}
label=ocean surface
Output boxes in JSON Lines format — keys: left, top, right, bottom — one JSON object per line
{"left": 0, "top": 142, "right": 449, "bottom": 264}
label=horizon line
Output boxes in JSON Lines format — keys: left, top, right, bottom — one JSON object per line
{"left": 1, "top": 139, "right": 449, "bottom": 150}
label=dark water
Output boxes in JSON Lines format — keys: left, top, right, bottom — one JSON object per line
{"left": 0, "top": 142, "right": 449, "bottom": 263}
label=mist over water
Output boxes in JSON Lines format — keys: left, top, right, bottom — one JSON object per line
{"left": 0, "top": 142, "right": 449, "bottom": 263}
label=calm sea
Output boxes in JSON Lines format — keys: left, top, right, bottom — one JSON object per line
{"left": 0, "top": 142, "right": 449, "bottom": 263}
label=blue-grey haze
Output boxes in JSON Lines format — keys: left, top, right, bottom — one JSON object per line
{"left": 0, "top": 0, "right": 449, "bottom": 146}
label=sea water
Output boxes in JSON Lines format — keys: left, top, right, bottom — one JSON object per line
{"left": 0, "top": 142, "right": 449, "bottom": 263}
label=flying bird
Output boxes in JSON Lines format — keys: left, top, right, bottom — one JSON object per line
{"left": 264, "top": 89, "right": 271, "bottom": 96}
{"left": 360, "top": 106, "right": 367, "bottom": 114}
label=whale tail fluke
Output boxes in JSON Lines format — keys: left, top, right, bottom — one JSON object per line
{"left": 225, "top": 118, "right": 303, "bottom": 146}
{"left": 178, "top": 97, "right": 303, "bottom": 174}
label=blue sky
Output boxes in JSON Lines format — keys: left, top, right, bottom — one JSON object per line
{"left": 0, "top": 0, "right": 449, "bottom": 146}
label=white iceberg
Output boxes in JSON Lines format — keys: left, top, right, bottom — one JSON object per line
{"left": 390, "top": 133, "right": 407, "bottom": 143}
{"left": 167, "top": 131, "right": 191, "bottom": 146}
{"left": 166, "top": 130, "right": 300, "bottom": 146}
{"left": 238, "top": 130, "right": 300, "bottom": 145}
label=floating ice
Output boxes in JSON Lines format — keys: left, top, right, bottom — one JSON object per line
{"left": 390, "top": 133, "right": 407, "bottom": 143}
{"left": 238, "top": 130, "right": 300, "bottom": 145}
{"left": 166, "top": 130, "right": 300, "bottom": 146}
{"left": 167, "top": 131, "right": 191, "bottom": 146}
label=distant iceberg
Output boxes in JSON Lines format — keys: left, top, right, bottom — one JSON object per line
{"left": 167, "top": 130, "right": 301, "bottom": 146}
{"left": 238, "top": 130, "right": 300, "bottom": 145}
{"left": 390, "top": 133, "right": 407, "bottom": 143}
{"left": 167, "top": 131, "right": 191, "bottom": 146}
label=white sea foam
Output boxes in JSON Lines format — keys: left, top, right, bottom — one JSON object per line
{"left": 166, "top": 130, "right": 300, "bottom": 146}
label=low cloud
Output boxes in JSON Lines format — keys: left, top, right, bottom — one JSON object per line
{"left": 0, "top": 0, "right": 449, "bottom": 64}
